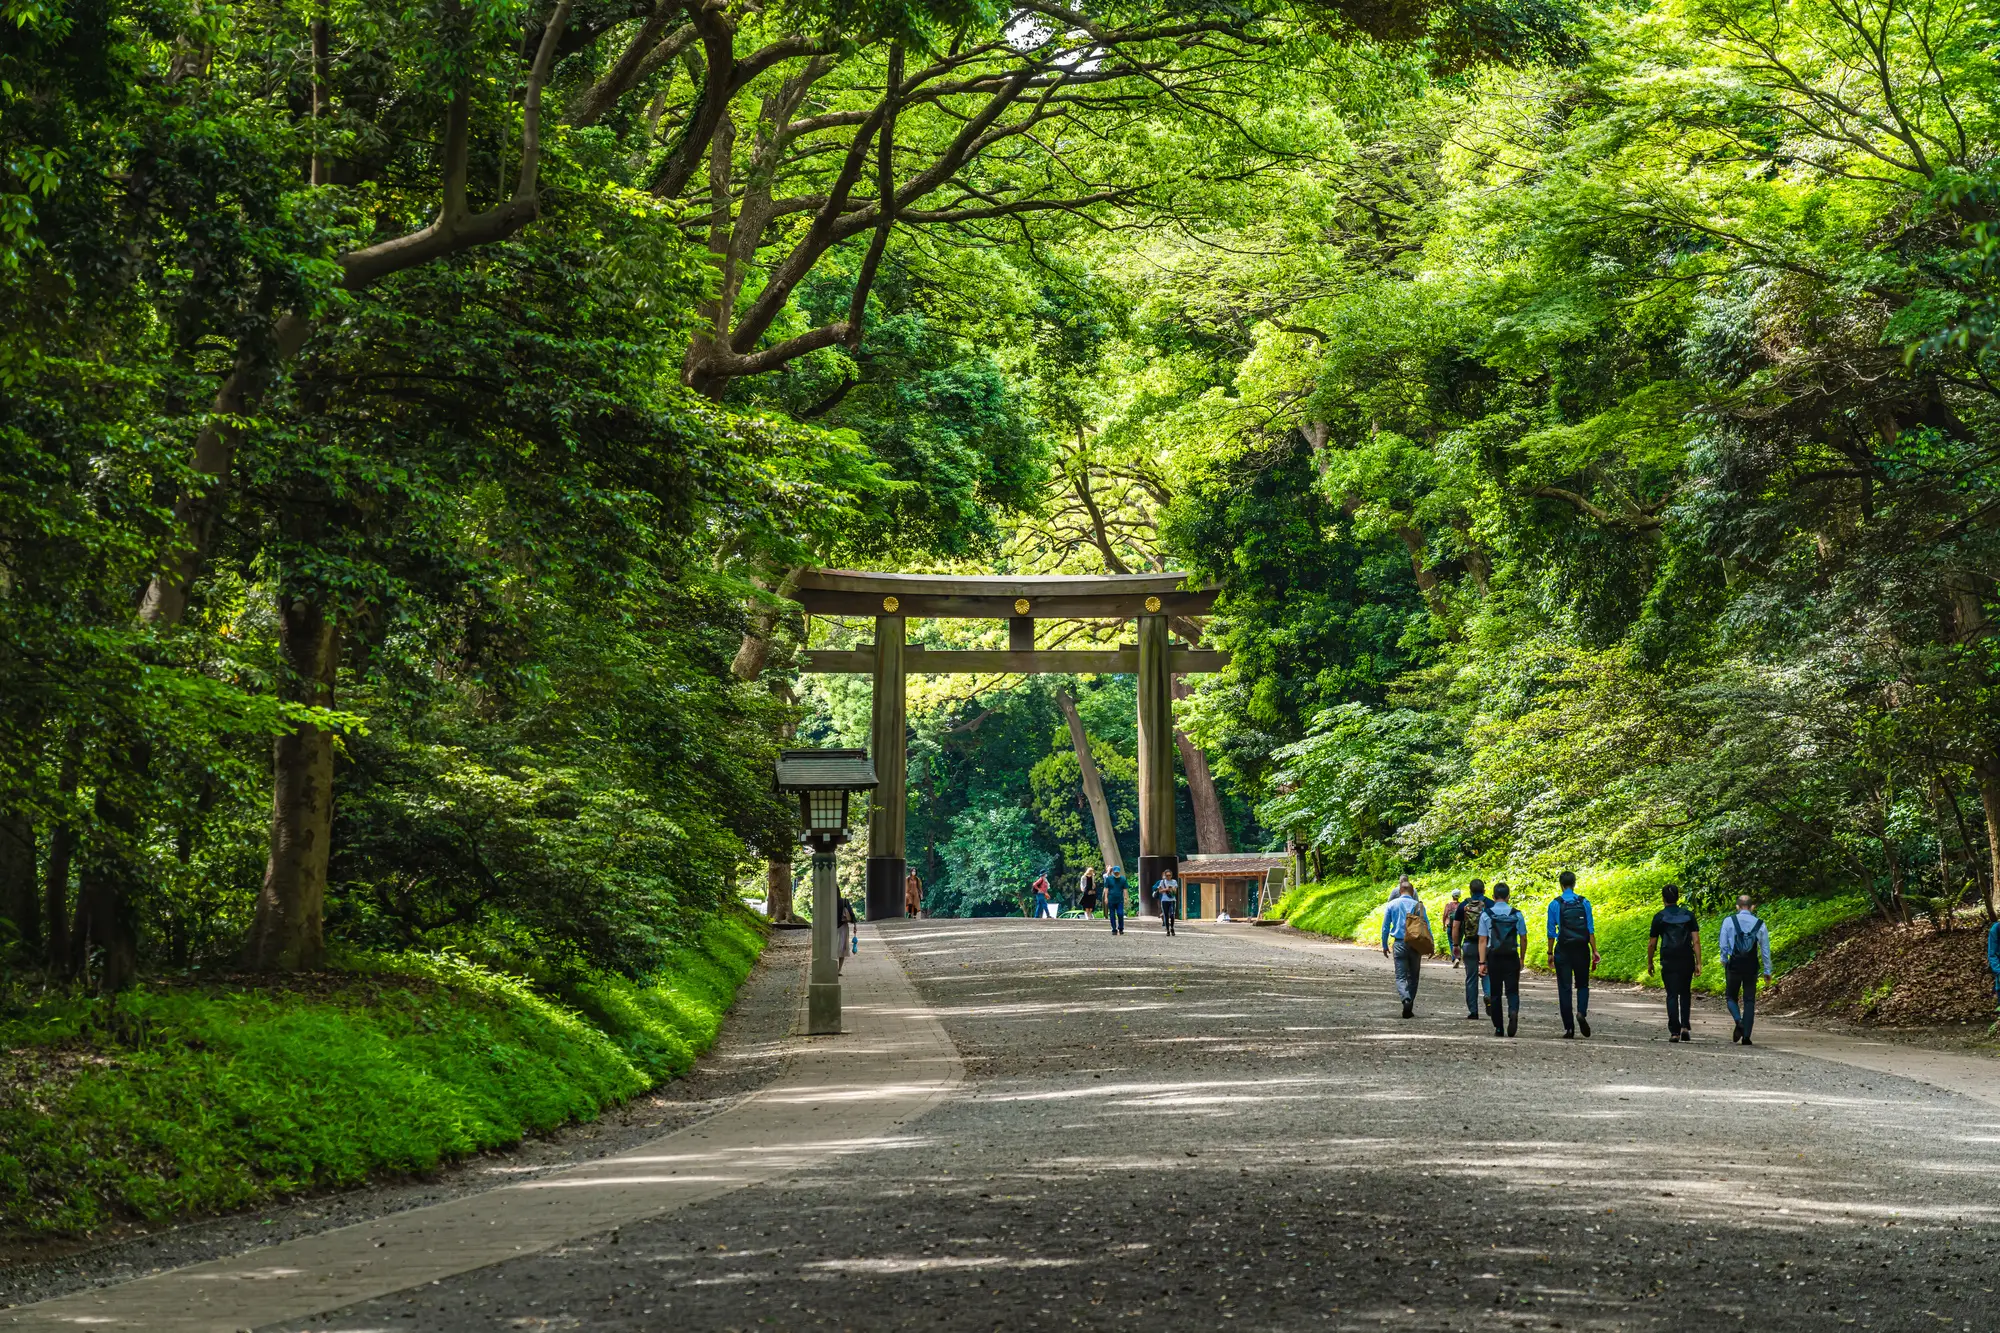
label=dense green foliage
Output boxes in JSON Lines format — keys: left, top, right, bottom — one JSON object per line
{"left": 2, "top": 0, "right": 1991, "bottom": 1031}
{"left": 0, "top": 910, "right": 762, "bottom": 1237}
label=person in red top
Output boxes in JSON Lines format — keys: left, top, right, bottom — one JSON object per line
{"left": 1030, "top": 873, "right": 1053, "bottom": 918}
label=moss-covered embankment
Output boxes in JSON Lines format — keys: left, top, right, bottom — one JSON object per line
{"left": 0, "top": 909, "right": 765, "bottom": 1238}
{"left": 1272, "top": 865, "right": 1867, "bottom": 994}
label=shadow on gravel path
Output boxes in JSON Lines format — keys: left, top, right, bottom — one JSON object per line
{"left": 261, "top": 919, "right": 2000, "bottom": 1332}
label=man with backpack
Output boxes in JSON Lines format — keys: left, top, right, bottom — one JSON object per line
{"left": 1645, "top": 884, "right": 1702, "bottom": 1041}
{"left": 1451, "top": 879, "right": 1491, "bottom": 1019}
{"left": 1544, "top": 870, "right": 1599, "bottom": 1038}
{"left": 1717, "top": 895, "right": 1772, "bottom": 1045}
{"left": 1103, "top": 865, "right": 1129, "bottom": 935}
{"left": 1988, "top": 916, "right": 2000, "bottom": 1022}
{"left": 1154, "top": 869, "right": 1181, "bottom": 937}
{"left": 1477, "top": 881, "right": 1526, "bottom": 1036}
{"left": 1380, "top": 877, "right": 1433, "bottom": 1019}
{"left": 1442, "top": 890, "right": 1465, "bottom": 969}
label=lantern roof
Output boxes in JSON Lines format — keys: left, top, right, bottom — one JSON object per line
{"left": 775, "top": 748, "right": 878, "bottom": 792}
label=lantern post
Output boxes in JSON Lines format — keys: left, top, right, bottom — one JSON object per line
{"left": 775, "top": 748, "right": 879, "bottom": 1035}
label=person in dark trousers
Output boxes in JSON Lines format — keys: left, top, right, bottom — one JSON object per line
{"left": 1989, "top": 917, "right": 2000, "bottom": 1023}
{"left": 1380, "top": 877, "right": 1431, "bottom": 1019}
{"left": 1442, "top": 891, "right": 1464, "bottom": 969}
{"left": 1154, "top": 870, "right": 1181, "bottom": 936}
{"left": 1478, "top": 882, "right": 1526, "bottom": 1036}
{"left": 1718, "top": 895, "right": 1772, "bottom": 1045}
{"left": 1545, "top": 871, "right": 1599, "bottom": 1037}
{"left": 1104, "top": 865, "right": 1129, "bottom": 935}
{"left": 1077, "top": 866, "right": 1098, "bottom": 918}
{"left": 1646, "top": 884, "right": 1702, "bottom": 1041}
{"left": 1453, "top": 880, "right": 1490, "bottom": 1018}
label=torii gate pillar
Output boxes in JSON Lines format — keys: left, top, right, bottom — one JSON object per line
{"left": 865, "top": 614, "right": 908, "bottom": 920}
{"left": 1135, "top": 612, "right": 1178, "bottom": 915}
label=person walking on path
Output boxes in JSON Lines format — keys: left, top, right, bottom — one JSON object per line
{"left": 1477, "top": 882, "right": 1526, "bottom": 1036}
{"left": 1545, "top": 871, "right": 1599, "bottom": 1038}
{"left": 1443, "top": 891, "right": 1465, "bottom": 969}
{"left": 1154, "top": 869, "right": 1181, "bottom": 936}
{"left": 835, "top": 896, "right": 857, "bottom": 973}
{"left": 1077, "top": 866, "right": 1099, "bottom": 918}
{"left": 1988, "top": 916, "right": 2000, "bottom": 1023}
{"left": 1381, "top": 877, "right": 1433, "bottom": 1019}
{"left": 1453, "top": 880, "right": 1490, "bottom": 1018}
{"left": 1030, "top": 872, "right": 1053, "bottom": 919}
{"left": 1718, "top": 895, "right": 1772, "bottom": 1045}
{"left": 904, "top": 867, "right": 924, "bottom": 918}
{"left": 1104, "top": 865, "right": 1129, "bottom": 935}
{"left": 1646, "top": 884, "right": 1702, "bottom": 1041}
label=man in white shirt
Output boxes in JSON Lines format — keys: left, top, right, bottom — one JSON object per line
{"left": 1716, "top": 895, "right": 1772, "bottom": 1046}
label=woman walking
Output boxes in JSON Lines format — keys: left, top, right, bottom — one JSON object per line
{"left": 836, "top": 896, "right": 857, "bottom": 972}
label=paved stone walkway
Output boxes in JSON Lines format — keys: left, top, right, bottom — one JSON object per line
{"left": 12, "top": 917, "right": 2000, "bottom": 1331}
{"left": 2, "top": 926, "right": 956, "bottom": 1332}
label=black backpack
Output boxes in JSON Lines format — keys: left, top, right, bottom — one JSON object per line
{"left": 1485, "top": 905, "right": 1521, "bottom": 955}
{"left": 1655, "top": 907, "right": 1695, "bottom": 956}
{"left": 1557, "top": 895, "right": 1590, "bottom": 945}
{"left": 1727, "top": 912, "right": 1763, "bottom": 964}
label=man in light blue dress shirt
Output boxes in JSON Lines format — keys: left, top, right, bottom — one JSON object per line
{"left": 1718, "top": 896, "right": 1772, "bottom": 1045}
{"left": 1380, "top": 877, "right": 1430, "bottom": 1020}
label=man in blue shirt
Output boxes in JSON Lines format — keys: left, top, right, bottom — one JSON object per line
{"left": 1988, "top": 918, "right": 2000, "bottom": 1021}
{"left": 1380, "top": 877, "right": 1431, "bottom": 1020}
{"left": 1103, "top": 866, "right": 1129, "bottom": 935}
{"left": 1717, "top": 894, "right": 1772, "bottom": 1045}
{"left": 1477, "top": 882, "right": 1528, "bottom": 1037}
{"left": 1545, "top": 870, "right": 1599, "bottom": 1038}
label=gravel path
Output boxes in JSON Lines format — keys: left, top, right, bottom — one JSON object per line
{"left": 277, "top": 917, "right": 2000, "bottom": 1332}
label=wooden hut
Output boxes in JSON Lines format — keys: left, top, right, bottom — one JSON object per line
{"left": 1177, "top": 853, "right": 1291, "bottom": 921}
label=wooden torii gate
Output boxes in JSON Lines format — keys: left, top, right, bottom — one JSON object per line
{"left": 796, "top": 569, "right": 1229, "bottom": 920}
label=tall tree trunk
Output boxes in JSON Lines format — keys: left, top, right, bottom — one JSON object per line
{"left": 43, "top": 755, "right": 75, "bottom": 971}
{"left": 1170, "top": 674, "right": 1230, "bottom": 854}
{"left": 248, "top": 588, "right": 339, "bottom": 971}
{"left": 765, "top": 857, "right": 796, "bottom": 924}
{"left": 1055, "top": 687, "right": 1125, "bottom": 873}
{"left": 730, "top": 566, "right": 801, "bottom": 683}
{"left": 72, "top": 775, "right": 141, "bottom": 992}
{"left": 1978, "top": 754, "right": 2000, "bottom": 921}
{"left": 0, "top": 812, "right": 35, "bottom": 955}
{"left": 735, "top": 571, "right": 801, "bottom": 921}
{"left": 44, "top": 820, "right": 73, "bottom": 971}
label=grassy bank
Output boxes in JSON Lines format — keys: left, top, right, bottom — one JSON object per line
{"left": 0, "top": 909, "right": 765, "bottom": 1238}
{"left": 1272, "top": 865, "right": 1869, "bottom": 993}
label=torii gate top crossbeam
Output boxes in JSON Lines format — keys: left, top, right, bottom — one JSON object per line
{"left": 794, "top": 568, "right": 1216, "bottom": 619}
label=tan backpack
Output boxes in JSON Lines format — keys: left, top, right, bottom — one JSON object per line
{"left": 1402, "top": 906, "right": 1435, "bottom": 957}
